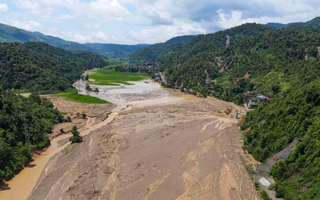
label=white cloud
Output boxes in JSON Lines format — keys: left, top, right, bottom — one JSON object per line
{"left": 56, "top": 14, "right": 75, "bottom": 21}
{"left": 81, "top": 23, "right": 101, "bottom": 30}
{"left": 217, "top": 9, "right": 244, "bottom": 29}
{"left": 14, "top": 0, "right": 41, "bottom": 10}
{"left": 10, "top": 20, "right": 42, "bottom": 31}
{"left": 2, "top": 0, "right": 320, "bottom": 44}
{"left": 0, "top": 3, "right": 9, "bottom": 13}
{"left": 61, "top": 18, "right": 206, "bottom": 44}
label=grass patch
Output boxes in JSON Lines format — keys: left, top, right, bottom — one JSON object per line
{"left": 56, "top": 89, "right": 110, "bottom": 104}
{"left": 105, "top": 64, "right": 124, "bottom": 69}
{"left": 89, "top": 69, "right": 148, "bottom": 85}
{"left": 106, "top": 58, "right": 123, "bottom": 63}
{"left": 14, "top": 89, "right": 31, "bottom": 94}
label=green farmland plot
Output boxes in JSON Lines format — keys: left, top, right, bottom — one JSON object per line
{"left": 89, "top": 69, "right": 148, "bottom": 86}
{"left": 56, "top": 89, "right": 110, "bottom": 104}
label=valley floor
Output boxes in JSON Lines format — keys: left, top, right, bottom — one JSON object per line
{"left": 26, "top": 87, "right": 258, "bottom": 200}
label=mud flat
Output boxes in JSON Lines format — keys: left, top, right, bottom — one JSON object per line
{"left": 26, "top": 79, "right": 258, "bottom": 200}
{"left": 1, "top": 79, "right": 258, "bottom": 200}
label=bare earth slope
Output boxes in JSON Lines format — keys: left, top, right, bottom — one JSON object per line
{"left": 28, "top": 91, "right": 258, "bottom": 200}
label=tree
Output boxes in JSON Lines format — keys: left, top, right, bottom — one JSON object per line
{"left": 85, "top": 74, "right": 89, "bottom": 80}
{"left": 307, "top": 46, "right": 319, "bottom": 58}
{"left": 82, "top": 113, "right": 86, "bottom": 119}
{"left": 67, "top": 116, "right": 72, "bottom": 122}
{"left": 69, "top": 126, "right": 82, "bottom": 143}
{"left": 85, "top": 83, "right": 92, "bottom": 91}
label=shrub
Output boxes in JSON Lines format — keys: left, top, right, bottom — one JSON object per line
{"left": 69, "top": 126, "right": 82, "bottom": 143}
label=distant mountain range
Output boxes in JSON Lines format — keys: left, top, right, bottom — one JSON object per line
{"left": 266, "top": 23, "right": 287, "bottom": 28}
{"left": 267, "top": 16, "right": 320, "bottom": 29}
{"left": 0, "top": 23, "right": 149, "bottom": 57}
{"left": 129, "top": 35, "right": 196, "bottom": 61}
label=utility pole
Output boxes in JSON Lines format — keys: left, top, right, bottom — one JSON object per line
{"left": 22, "top": 112, "right": 31, "bottom": 150}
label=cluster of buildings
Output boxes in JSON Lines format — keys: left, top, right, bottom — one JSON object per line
{"left": 244, "top": 91, "right": 272, "bottom": 108}
{"left": 119, "top": 62, "right": 159, "bottom": 71}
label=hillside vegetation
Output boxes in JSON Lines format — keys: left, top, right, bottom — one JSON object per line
{"left": 286, "top": 16, "right": 320, "bottom": 29}
{"left": 0, "top": 42, "right": 107, "bottom": 93}
{"left": 211, "top": 28, "right": 320, "bottom": 103}
{"left": 129, "top": 35, "right": 195, "bottom": 61}
{"left": 161, "top": 23, "right": 276, "bottom": 96}
{"left": 129, "top": 43, "right": 170, "bottom": 61}
{"left": 0, "top": 90, "right": 62, "bottom": 179}
{"left": 267, "top": 16, "right": 320, "bottom": 30}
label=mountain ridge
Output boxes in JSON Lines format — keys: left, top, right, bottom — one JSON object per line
{"left": 266, "top": 16, "right": 320, "bottom": 29}
{"left": 0, "top": 23, "right": 149, "bottom": 57}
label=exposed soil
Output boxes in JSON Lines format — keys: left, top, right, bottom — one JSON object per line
{"left": 26, "top": 89, "right": 258, "bottom": 200}
{"left": 1, "top": 79, "right": 259, "bottom": 200}
{"left": 0, "top": 95, "right": 115, "bottom": 200}
{"left": 44, "top": 95, "right": 116, "bottom": 139}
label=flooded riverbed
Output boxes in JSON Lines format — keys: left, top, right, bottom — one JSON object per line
{"left": 1, "top": 77, "right": 258, "bottom": 200}
{"left": 1, "top": 79, "right": 161, "bottom": 200}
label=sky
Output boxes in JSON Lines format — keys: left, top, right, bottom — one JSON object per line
{"left": 0, "top": 0, "right": 320, "bottom": 44}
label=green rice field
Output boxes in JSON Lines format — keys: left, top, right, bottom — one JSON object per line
{"left": 56, "top": 89, "right": 110, "bottom": 104}
{"left": 89, "top": 69, "right": 148, "bottom": 86}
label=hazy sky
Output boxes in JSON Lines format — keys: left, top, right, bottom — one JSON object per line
{"left": 0, "top": 0, "right": 319, "bottom": 44}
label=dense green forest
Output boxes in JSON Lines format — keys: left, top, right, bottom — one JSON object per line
{"left": 267, "top": 16, "right": 320, "bottom": 29}
{"left": 129, "top": 35, "right": 196, "bottom": 61}
{"left": 0, "top": 90, "right": 62, "bottom": 179}
{"left": 129, "top": 43, "right": 170, "bottom": 61}
{"left": 0, "top": 42, "right": 107, "bottom": 93}
{"left": 0, "top": 42, "right": 108, "bottom": 181}
{"left": 285, "top": 16, "right": 320, "bottom": 29}
{"left": 210, "top": 28, "right": 320, "bottom": 104}
{"left": 241, "top": 79, "right": 320, "bottom": 199}
{"left": 160, "top": 23, "right": 276, "bottom": 97}
{"left": 163, "top": 35, "right": 196, "bottom": 45}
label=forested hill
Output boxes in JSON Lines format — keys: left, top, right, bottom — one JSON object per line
{"left": 128, "top": 35, "right": 196, "bottom": 61}
{"left": 266, "top": 22, "right": 287, "bottom": 28}
{"left": 0, "top": 42, "right": 107, "bottom": 93}
{"left": 0, "top": 90, "right": 62, "bottom": 180}
{"left": 0, "top": 23, "right": 149, "bottom": 57}
{"left": 129, "top": 43, "right": 170, "bottom": 61}
{"left": 160, "top": 23, "right": 276, "bottom": 90}
{"left": 164, "top": 35, "right": 196, "bottom": 45}
{"left": 285, "top": 16, "right": 320, "bottom": 29}
{"left": 266, "top": 16, "right": 320, "bottom": 29}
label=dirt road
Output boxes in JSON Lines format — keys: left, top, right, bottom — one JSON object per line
{"left": 26, "top": 86, "right": 258, "bottom": 200}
